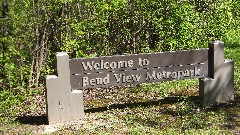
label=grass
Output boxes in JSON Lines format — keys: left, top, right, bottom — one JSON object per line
{"left": 0, "top": 40, "right": 240, "bottom": 134}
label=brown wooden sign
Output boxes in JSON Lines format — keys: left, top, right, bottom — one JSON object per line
{"left": 69, "top": 49, "right": 208, "bottom": 74}
{"left": 69, "top": 49, "right": 209, "bottom": 89}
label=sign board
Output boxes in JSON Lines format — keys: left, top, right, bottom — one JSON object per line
{"left": 45, "top": 40, "right": 234, "bottom": 124}
{"left": 69, "top": 49, "right": 208, "bottom": 89}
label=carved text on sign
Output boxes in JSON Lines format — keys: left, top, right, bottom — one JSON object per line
{"left": 80, "top": 66, "right": 203, "bottom": 87}
{"left": 81, "top": 58, "right": 151, "bottom": 71}
{"left": 146, "top": 67, "right": 201, "bottom": 80}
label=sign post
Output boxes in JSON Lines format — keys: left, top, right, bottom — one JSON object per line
{"left": 199, "top": 41, "right": 234, "bottom": 104}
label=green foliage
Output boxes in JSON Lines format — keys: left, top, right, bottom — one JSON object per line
{"left": 57, "top": 0, "right": 240, "bottom": 58}
{"left": 0, "top": 90, "right": 23, "bottom": 121}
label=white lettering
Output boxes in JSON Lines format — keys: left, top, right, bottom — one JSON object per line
{"left": 104, "top": 62, "right": 109, "bottom": 69}
{"left": 126, "top": 76, "right": 132, "bottom": 83}
{"left": 184, "top": 70, "right": 190, "bottom": 77}
{"left": 171, "top": 72, "right": 177, "bottom": 79}
{"left": 90, "top": 79, "right": 96, "bottom": 86}
{"left": 194, "top": 67, "right": 200, "bottom": 76}
{"left": 118, "top": 61, "right": 128, "bottom": 68}
{"left": 132, "top": 74, "right": 141, "bottom": 82}
{"left": 94, "top": 63, "right": 100, "bottom": 70}
{"left": 82, "top": 74, "right": 109, "bottom": 87}
{"left": 114, "top": 74, "right": 121, "bottom": 83}
{"left": 128, "top": 60, "right": 134, "bottom": 67}
{"left": 145, "top": 67, "right": 202, "bottom": 81}
{"left": 82, "top": 77, "right": 89, "bottom": 86}
{"left": 82, "top": 61, "right": 94, "bottom": 71}
{"left": 110, "top": 62, "right": 117, "bottom": 69}
{"left": 166, "top": 72, "right": 171, "bottom": 78}
{"left": 178, "top": 71, "right": 184, "bottom": 79}
{"left": 138, "top": 58, "right": 149, "bottom": 67}
{"left": 156, "top": 72, "right": 162, "bottom": 79}
{"left": 82, "top": 59, "right": 135, "bottom": 71}
{"left": 114, "top": 74, "right": 141, "bottom": 83}
{"left": 146, "top": 71, "right": 156, "bottom": 80}
{"left": 103, "top": 74, "right": 110, "bottom": 84}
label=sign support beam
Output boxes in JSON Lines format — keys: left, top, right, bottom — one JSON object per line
{"left": 199, "top": 41, "right": 234, "bottom": 105}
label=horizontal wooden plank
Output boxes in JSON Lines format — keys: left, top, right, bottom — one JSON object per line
{"left": 70, "top": 63, "right": 208, "bottom": 90}
{"left": 69, "top": 49, "right": 208, "bottom": 74}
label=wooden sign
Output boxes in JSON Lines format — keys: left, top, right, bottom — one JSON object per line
{"left": 69, "top": 49, "right": 208, "bottom": 89}
{"left": 45, "top": 41, "right": 234, "bottom": 124}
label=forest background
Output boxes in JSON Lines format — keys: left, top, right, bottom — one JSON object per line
{"left": 0, "top": 0, "right": 240, "bottom": 132}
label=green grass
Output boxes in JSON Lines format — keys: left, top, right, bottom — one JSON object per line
{"left": 225, "top": 47, "right": 240, "bottom": 87}
{"left": 54, "top": 99, "right": 234, "bottom": 134}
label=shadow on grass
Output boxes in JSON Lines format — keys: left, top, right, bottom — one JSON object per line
{"left": 15, "top": 116, "right": 47, "bottom": 125}
{"left": 14, "top": 90, "right": 239, "bottom": 126}
{"left": 15, "top": 96, "right": 199, "bottom": 125}
{"left": 204, "top": 89, "right": 240, "bottom": 132}
{"left": 85, "top": 96, "right": 200, "bottom": 114}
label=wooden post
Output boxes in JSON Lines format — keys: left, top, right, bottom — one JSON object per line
{"left": 46, "top": 52, "right": 84, "bottom": 124}
{"left": 199, "top": 41, "right": 234, "bottom": 105}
